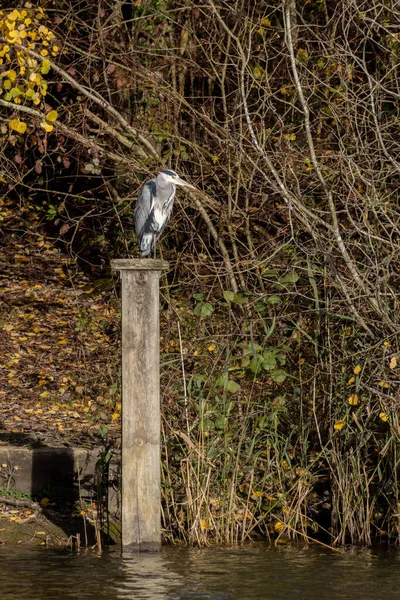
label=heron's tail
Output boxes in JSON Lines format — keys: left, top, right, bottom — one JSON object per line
{"left": 140, "top": 233, "right": 153, "bottom": 256}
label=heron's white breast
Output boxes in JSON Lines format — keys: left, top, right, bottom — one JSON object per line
{"left": 153, "top": 207, "right": 168, "bottom": 231}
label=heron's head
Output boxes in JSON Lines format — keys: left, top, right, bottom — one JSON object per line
{"left": 157, "top": 169, "right": 196, "bottom": 190}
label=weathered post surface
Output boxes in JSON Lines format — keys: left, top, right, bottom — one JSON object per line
{"left": 110, "top": 258, "right": 169, "bottom": 553}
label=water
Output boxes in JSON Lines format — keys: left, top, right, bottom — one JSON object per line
{"left": 0, "top": 544, "right": 399, "bottom": 599}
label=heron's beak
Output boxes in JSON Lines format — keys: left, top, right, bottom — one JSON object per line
{"left": 175, "top": 177, "right": 197, "bottom": 191}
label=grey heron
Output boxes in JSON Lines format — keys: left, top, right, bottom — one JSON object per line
{"left": 134, "top": 169, "right": 196, "bottom": 258}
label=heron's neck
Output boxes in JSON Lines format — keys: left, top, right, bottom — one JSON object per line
{"left": 157, "top": 180, "right": 175, "bottom": 191}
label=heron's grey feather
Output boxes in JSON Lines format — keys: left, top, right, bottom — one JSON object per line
{"left": 134, "top": 176, "right": 176, "bottom": 256}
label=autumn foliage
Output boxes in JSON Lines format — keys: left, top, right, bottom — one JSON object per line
{"left": 1, "top": 0, "right": 400, "bottom": 546}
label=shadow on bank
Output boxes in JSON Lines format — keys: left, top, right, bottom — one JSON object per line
{"left": 0, "top": 431, "right": 120, "bottom": 547}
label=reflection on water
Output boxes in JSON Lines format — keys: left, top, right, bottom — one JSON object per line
{"left": 0, "top": 544, "right": 400, "bottom": 599}
{"left": 116, "top": 553, "right": 182, "bottom": 599}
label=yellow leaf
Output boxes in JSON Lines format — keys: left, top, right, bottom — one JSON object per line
{"left": 8, "top": 119, "right": 27, "bottom": 133}
{"left": 39, "top": 391, "right": 48, "bottom": 398}
{"left": 378, "top": 381, "right": 390, "bottom": 389}
{"left": 253, "top": 65, "right": 264, "bottom": 79}
{"left": 57, "top": 338, "right": 68, "bottom": 344}
{"left": 200, "top": 519, "right": 208, "bottom": 531}
{"left": 41, "top": 58, "right": 50, "bottom": 74}
{"left": 40, "top": 121, "right": 54, "bottom": 132}
{"left": 348, "top": 393, "right": 359, "bottom": 406}
{"left": 347, "top": 377, "right": 355, "bottom": 386}
{"left": 208, "top": 344, "right": 216, "bottom": 352}
{"left": 389, "top": 356, "right": 397, "bottom": 369}
{"left": 274, "top": 521, "right": 285, "bottom": 531}
{"left": 334, "top": 419, "right": 345, "bottom": 430}
{"left": 111, "top": 413, "right": 120, "bottom": 421}
{"left": 7, "top": 69, "right": 17, "bottom": 81}
{"left": 46, "top": 110, "right": 58, "bottom": 122}
{"left": 353, "top": 364, "right": 361, "bottom": 375}
{"left": 379, "top": 412, "right": 388, "bottom": 422}
{"left": 383, "top": 341, "right": 391, "bottom": 347}
{"left": 7, "top": 9, "right": 20, "bottom": 21}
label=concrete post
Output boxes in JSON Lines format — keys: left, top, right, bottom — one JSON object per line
{"left": 111, "top": 259, "right": 169, "bottom": 553}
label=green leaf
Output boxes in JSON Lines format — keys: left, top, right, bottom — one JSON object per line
{"left": 241, "top": 355, "right": 250, "bottom": 368}
{"left": 41, "top": 59, "right": 51, "bottom": 74}
{"left": 192, "top": 292, "right": 204, "bottom": 301}
{"left": 270, "top": 369, "right": 288, "bottom": 383}
{"left": 98, "top": 424, "right": 109, "bottom": 440}
{"left": 280, "top": 271, "right": 299, "bottom": 284}
{"left": 202, "top": 418, "right": 215, "bottom": 432}
{"left": 267, "top": 295, "right": 281, "bottom": 304}
{"left": 215, "top": 415, "right": 226, "bottom": 430}
{"left": 250, "top": 357, "right": 264, "bottom": 376}
{"left": 263, "top": 354, "right": 277, "bottom": 371}
{"left": 232, "top": 293, "right": 248, "bottom": 305}
{"left": 194, "top": 302, "right": 214, "bottom": 317}
{"left": 223, "top": 290, "right": 235, "bottom": 303}
{"left": 225, "top": 379, "right": 240, "bottom": 393}
{"left": 277, "top": 353, "right": 286, "bottom": 366}
{"left": 262, "top": 269, "right": 278, "bottom": 278}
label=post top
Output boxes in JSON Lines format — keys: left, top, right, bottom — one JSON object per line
{"left": 111, "top": 258, "right": 169, "bottom": 271}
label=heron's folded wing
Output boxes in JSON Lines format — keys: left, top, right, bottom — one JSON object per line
{"left": 134, "top": 180, "right": 156, "bottom": 238}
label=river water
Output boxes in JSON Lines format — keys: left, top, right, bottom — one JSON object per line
{"left": 1, "top": 544, "right": 399, "bottom": 599}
